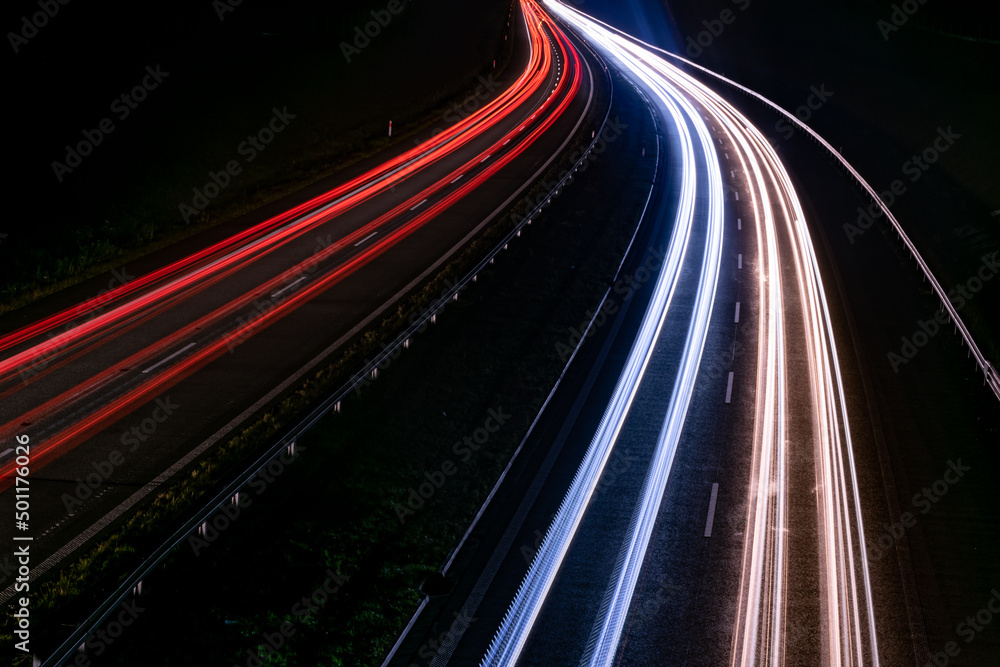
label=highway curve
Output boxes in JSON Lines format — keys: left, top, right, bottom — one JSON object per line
{"left": 387, "top": 3, "right": 892, "bottom": 665}
{"left": 0, "top": 2, "right": 597, "bottom": 643}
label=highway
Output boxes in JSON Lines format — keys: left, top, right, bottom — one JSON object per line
{"left": 388, "top": 2, "right": 886, "bottom": 665}
{"left": 505, "top": 5, "right": 883, "bottom": 663}
{"left": 6, "top": 1, "right": 997, "bottom": 664}
{"left": 0, "top": 0, "right": 598, "bottom": 637}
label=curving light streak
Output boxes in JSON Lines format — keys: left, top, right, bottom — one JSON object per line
{"left": 562, "top": 7, "right": 1000, "bottom": 402}
{"left": 547, "top": 11, "right": 727, "bottom": 667}
{"left": 479, "top": 6, "right": 722, "bottom": 666}
{"left": 489, "top": 2, "right": 880, "bottom": 666}
{"left": 0, "top": 0, "right": 581, "bottom": 483}
{"left": 723, "top": 101, "right": 788, "bottom": 667}
{"left": 0, "top": 0, "right": 558, "bottom": 382}
{"left": 711, "top": 76, "right": 881, "bottom": 667}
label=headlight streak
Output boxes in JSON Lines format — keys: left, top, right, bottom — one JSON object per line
{"left": 552, "top": 6, "right": 1000, "bottom": 404}
{"left": 734, "top": 100, "right": 879, "bottom": 667}
{"left": 561, "top": 21, "right": 726, "bottom": 667}
{"left": 631, "top": 46, "right": 879, "bottom": 667}
{"left": 478, "top": 8, "right": 702, "bottom": 664}
{"left": 543, "top": 7, "right": 790, "bottom": 664}
{"left": 507, "top": 3, "right": 879, "bottom": 666}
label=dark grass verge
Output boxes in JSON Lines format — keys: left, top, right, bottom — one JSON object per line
{"left": 0, "top": 111, "right": 637, "bottom": 664}
{"left": 85, "top": 125, "right": 653, "bottom": 667}
{"left": 0, "top": 53, "right": 515, "bottom": 318}
{"left": 1, "top": 94, "right": 654, "bottom": 666}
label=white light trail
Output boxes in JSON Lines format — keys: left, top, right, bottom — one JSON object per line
{"left": 543, "top": 8, "right": 726, "bottom": 666}
{"left": 575, "top": 23, "right": 725, "bottom": 667}
{"left": 570, "top": 2, "right": 1000, "bottom": 402}
{"left": 478, "top": 9, "right": 703, "bottom": 662}
{"left": 479, "top": 2, "right": 883, "bottom": 666}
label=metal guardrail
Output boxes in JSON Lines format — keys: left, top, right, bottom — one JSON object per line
{"left": 377, "top": 24, "right": 619, "bottom": 667}
{"left": 571, "top": 14, "right": 1000, "bottom": 403}
{"left": 38, "top": 28, "right": 616, "bottom": 667}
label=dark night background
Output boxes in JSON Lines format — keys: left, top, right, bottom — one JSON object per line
{"left": 3, "top": 0, "right": 996, "bottom": 318}
{"left": 2, "top": 0, "right": 512, "bottom": 306}
{"left": 2, "top": 0, "right": 998, "bottom": 664}
{"left": 578, "top": 0, "right": 1000, "bottom": 353}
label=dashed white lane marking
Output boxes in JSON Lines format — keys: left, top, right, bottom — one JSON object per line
{"left": 451, "top": 174, "right": 464, "bottom": 184}
{"left": 725, "top": 372, "right": 734, "bottom": 404}
{"left": 480, "top": 154, "right": 492, "bottom": 163}
{"left": 410, "top": 199, "right": 428, "bottom": 211}
{"left": 738, "top": 218, "right": 742, "bottom": 230}
{"left": 353, "top": 232, "right": 378, "bottom": 248}
{"left": 142, "top": 342, "right": 197, "bottom": 374}
{"left": 704, "top": 483, "right": 720, "bottom": 537}
{"left": 738, "top": 254, "right": 743, "bottom": 269}
{"left": 735, "top": 302, "right": 741, "bottom": 323}
{"left": 272, "top": 275, "right": 307, "bottom": 297}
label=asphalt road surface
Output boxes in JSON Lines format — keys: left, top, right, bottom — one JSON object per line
{"left": 386, "top": 2, "right": 1000, "bottom": 665}
{"left": 0, "top": 1, "right": 598, "bottom": 637}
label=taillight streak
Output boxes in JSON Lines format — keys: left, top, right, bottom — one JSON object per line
{"left": 0, "top": 1, "right": 553, "bottom": 360}
{"left": 0, "top": 4, "right": 560, "bottom": 387}
{"left": 0, "top": 0, "right": 581, "bottom": 484}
